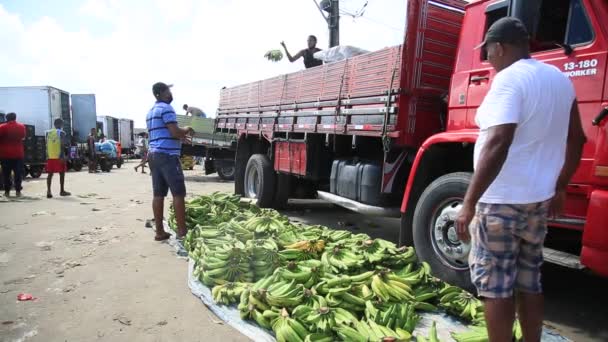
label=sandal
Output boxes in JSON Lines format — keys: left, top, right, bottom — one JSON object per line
{"left": 154, "top": 232, "right": 172, "bottom": 241}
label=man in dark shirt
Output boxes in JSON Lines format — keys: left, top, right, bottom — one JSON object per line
{"left": 87, "top": 128, "right": 98, "bottom": 173}
{"left": 0, "top": 113, "right": 26, "bottom": 197}
{"left": 281, "top": 35, "right": 323, "bottom": 69}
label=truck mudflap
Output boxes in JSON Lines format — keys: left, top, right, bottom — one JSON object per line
{"left": 581, "top": 189, "right": 608, "bottom": 277}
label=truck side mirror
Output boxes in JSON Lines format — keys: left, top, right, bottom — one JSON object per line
{"left": 508, "top": 0, "right": 542, "bottom": 37}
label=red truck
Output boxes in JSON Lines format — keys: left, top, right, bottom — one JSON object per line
{"left": 215, "top": 0, "right": 608, "bottom": 290}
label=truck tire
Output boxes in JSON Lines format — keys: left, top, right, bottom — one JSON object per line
{"left": 29, "top": 166, "right": 43, "bottom": 179}
{"left": 244, "top": 154, "right": 275, "bottom": 208}
{"left": 217, "top": 163, "right": 236, "bottom": 181}
{"left": 273, "top": 173, "right": 291, "bottom": 209}
{"left": 412, "top": 172, "right": 474, "bottom": 292}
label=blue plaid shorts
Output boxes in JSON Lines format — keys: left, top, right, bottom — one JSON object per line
{"left": 469, "top": 201, "right": 550, "bottom": 298}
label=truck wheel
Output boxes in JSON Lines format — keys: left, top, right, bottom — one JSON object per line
{"left": 217, "top": 163, "right": 235, "bottom": 181}
{"left": 29, "top": 166, "right": 43, "bottom": 179}
{"left": 244, "top": 154, "right": 275, "bottom": 208}
{"left": 399, "top": 210, "right": 415, "bottom": 248}
{"left": 413, "top": 172, "right": 474, "bottom": 292}
{"left": 273, "top": 173, "right": 291, "bottom": 209}
{"left": 72, "top": 160, "right": 83, "bottom": 172}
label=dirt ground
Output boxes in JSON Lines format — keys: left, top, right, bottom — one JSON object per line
{"left": 1, "top": 161, "right": 607, "bottom": 342}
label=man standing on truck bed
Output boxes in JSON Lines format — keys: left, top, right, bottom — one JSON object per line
{"left": 455, "top": 18, "right": 586, "bottom": 342}
{"left": 146, "top": 82, "right": 194, "bottom": 241}
{"left": 281, "top": 35, "right": 323, "bottom": 69}
{"left": 182, "top": 104, "right": 206, "bottom": 118}
{"left": 0, "top": 112, "right": 26, "bottom": 197}
{"left": 46, "top": 118, "right": 71, "bottom": 198}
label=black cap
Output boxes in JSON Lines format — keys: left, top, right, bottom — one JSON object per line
{"left": 476, "top": 17, "right": 529, "bottom": 49}
{"left": 152, "top": 82, "right": 173, "bottom": 97}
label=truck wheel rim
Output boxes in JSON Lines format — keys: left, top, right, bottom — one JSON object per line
{"left": 220, "top": 166, "right": 235, "bottom": 178}
{"left": 245, "top": 167, "right": 260, "bottom": 199}
{"left": 430, "top": 198, "right": 471, "bottom": 270}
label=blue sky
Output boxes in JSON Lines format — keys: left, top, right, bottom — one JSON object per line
{"left": 0, "top": 0, "right": 407, "bottom": 127}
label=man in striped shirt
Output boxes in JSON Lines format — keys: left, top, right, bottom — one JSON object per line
{"left": 146, "top": 82, "right": 194, "bottom": 241}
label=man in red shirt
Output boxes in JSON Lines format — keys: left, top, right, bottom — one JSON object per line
{"left": 0, "top": 112, "right": 26, "bottom": 197}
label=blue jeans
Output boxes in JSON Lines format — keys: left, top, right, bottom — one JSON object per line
{"left": 147, "top": 153, "right": 186, "bottom": 197}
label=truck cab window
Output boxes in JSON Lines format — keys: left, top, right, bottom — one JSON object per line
{"left": 481, "top": 0, "right": 593, "bottom": 58}
{"left": 532, "top": 0, "right": 593, "bottom": 52}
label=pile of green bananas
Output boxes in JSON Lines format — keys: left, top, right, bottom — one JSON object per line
{"left": 176, "top": 193, "right": 514, "bottom": 341}
{"left": 264, "top": 49, "right": 284, "bottom": 62}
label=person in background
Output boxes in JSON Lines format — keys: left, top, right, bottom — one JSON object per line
{"left": 46, "top": 118, "right": 71, "bottom": 198}
{"left": 134, "top": 132, "right": 149, "bottom": 174}
{"left": 147, "top": 82, "right": 194, "bottom": 241}
{"left": 87, "top": 128, "right": 98, "bottom": 173}
{"left": 281, "top": 35, "right": 323, "bottom": 69}
{"left": 183, "top": 104, "right": 206, "bottom": 118}
{"left": 455, "top": 18, "right": 586, "bottom": 342}
{"left": 0, "top": 112, "right": 26, "bottom": 197}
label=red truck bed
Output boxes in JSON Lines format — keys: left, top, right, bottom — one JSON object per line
{"left": 216, "top": 0, "right": 466, "bottom": 149}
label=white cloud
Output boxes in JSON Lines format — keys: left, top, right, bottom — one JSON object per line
{"left": 0, "top": 1, "right": 407, "bottom": 127}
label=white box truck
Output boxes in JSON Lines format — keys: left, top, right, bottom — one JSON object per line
{"left": 96, "top": 115, "right": 119, "bottom": 141}
{"left": 118, "top": 118, "right": 134, "bottom": 153}
{"left": 0, "top": 86, "right": 72, "bottom": 138}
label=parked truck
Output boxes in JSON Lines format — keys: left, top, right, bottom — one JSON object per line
{"left": 0, "top": 86, "right": 73, "bottom": 175}
{"left": 118, "top": 118, "right": 135, "bottom": 154}
{"left": 177, "top": 114, "right": 237, "bottom": 180}
{"left": 96, "top": 115, "right": 119, "bottom": 141}
{"left": 215, "top": 0, "right": 608, "bottom": 289}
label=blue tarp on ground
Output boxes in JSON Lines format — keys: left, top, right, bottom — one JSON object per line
{"left": 158, "top": 221, "right": 571, "bottom": 342}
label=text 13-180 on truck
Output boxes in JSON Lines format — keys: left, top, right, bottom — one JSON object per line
{"left": 214, "top": 0, "right": 608, "bottom": 290}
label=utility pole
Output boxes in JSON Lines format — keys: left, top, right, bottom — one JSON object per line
{"left": 315, "top": 0, "right": 340, "bottom": 48}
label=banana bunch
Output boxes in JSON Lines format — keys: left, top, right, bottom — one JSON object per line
{"left": 371, "top": 271, "right": 415, "bottom": 302}
{"left": 211, "top": 282, "right": 249, "bottom": 305}
{"left": 297, "top": 225, "right": 326, "bottom": 240}
{"left": 321, "top": 229, "right": 352, "bottom": 242}
{"left": 303, "top": 333, "right": 333, "bottom": 342}
{"left": 321, "top": 246, "right": 364, "bottom": 273}
{"left": 294, "top": 306, "right": 357, "bottom": 334}
{"left": 271, "top": 308, "right": 309, "bottom": 342}
{"left": 276, "top": 260, "right": 324, "bottom": 287}
{"left": 438, "top": 285, "right": 483, "bottom": 321}
{"left": 219, "top": 220, "right": 253, "bottom": 242}
{"left": 365, "top": 301, "right": 419, "bottom": 335}
{"left": 336, "top": 319, "right": 412, "bottom": 341}
{"left": 264, "top": 49, "right": 284, "bottom": 62}
{"left": 200, "top": 242, "right": 253, "bottom": 286}
{"left": 314, "top": 275, "right": 352, "bottom": 295}
{"left": 276, "top": 226, "right": 304, "bottom": 247}
{"left": 325, "top": 287, "right": 369, "bottom": 312}
{"left": 264, "top": 279, "right": 305, "bottom": 308}
{"left": 244, "top": 214, "right": 289, "bottom": 237}
{"left": 285, "top": 239, "right": 326, "bottom": 254}
{"left": 415, "top": 321, "right": 441, "bottom": 342}
{"left": 279, "top": 248, "right": 317, "bottom": 262}
{"left": 247, "top": 239, "right": 280, "bottom": 280}
{"left": 301, "top": 289, "right": 328, "bottom": 309}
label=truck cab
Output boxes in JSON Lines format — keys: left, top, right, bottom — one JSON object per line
{"left": 407, "top": 0, "right": 608, "bottom": 288}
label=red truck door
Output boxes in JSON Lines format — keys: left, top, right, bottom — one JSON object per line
{"left": 465, "top": 0, "right": 607, "bottom": 219}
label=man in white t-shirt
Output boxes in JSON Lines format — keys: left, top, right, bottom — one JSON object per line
{"left": 455, "top": 17, "right": 586, "bottom": 342}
